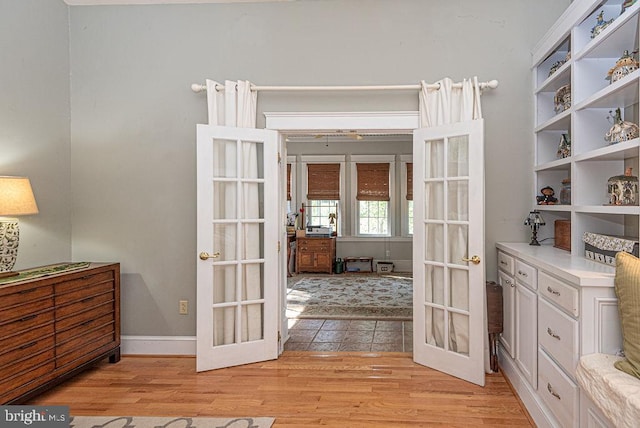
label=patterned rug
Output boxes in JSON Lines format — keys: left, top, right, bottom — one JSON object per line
{"left": 286, "top": 274, "right": 413, "bottom": 320}
{"left": 69, "top": 416, "right": 274, "bottom": 428}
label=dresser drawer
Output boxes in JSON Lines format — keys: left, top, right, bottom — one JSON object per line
{"left": 57, "top": 322, "right": 116, "bottom": 358}
{"left": 56, "top": 333, "right": 116, "bottom": 368}
{"left": 539, "top": 271, "right": 579, "bottom": 317}
{"left": 497, "top": 251, "right": 514, "bottom": 275}
{"left": 55, "top": 290, "right": 114, "bottom": 320}
{"left": 538, "top": 349, "right": 579, "bottom": 428}
{"left": 0, "top": 361, "right": 55, "bottom": 404}
{"left": 0, "top": 285, "right": 53, "bottom": 310}
{"left": 538, "top": 298, "right": 578, "bottom": 376}
{"left": 515, "top": 259, "right": 537, "bottom": 291}
{"left": 0, "top": 335, "right": 55, "bottom": 369}
{"left": 56, "top": 301, "right": 114, "bottom": 332}
{"left": 0, "top": 348, "right": 55, "bottom": 384}
{"left": 57, "top": 312, "right": 115, "bottom": 344}
{"left": 54, "top": 270, "right": 114, "bottom": 295}
{"left": 55, "top": 279, "right": 115, "bottom": 306}
{"left": 0, "top": 308, "right": 54, "bottom": 338}
{"left": 0, "top": 323, "right": 54, "bottom": 366}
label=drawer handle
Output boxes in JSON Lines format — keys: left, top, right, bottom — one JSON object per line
{"left": 547, "top": 327, "right": 561, "bottom": 340}
{"left": 18, "top": 288, "right": 38, "bottom": 294}
{"left": 547, "top": 383, "right": 561, "bottom": 400}
{"left": 20, "top": 314, "right": 37, "bottom": 322}
{"left": 517, "top": 270, "right": 528, "bottom": 277}
{"left": 505, "top": 279, "right": 514, "bottom": 288}
{"left": 81, "top": 296, "right": 95, "bottom": 303}
{"left": 547, "top": 286, "right": 561, "bottom": 296}
{"left": 19, "top": 341, "right": 37, "bottom": 350}
{"left": 500, "top": 260, "right": 507, "bottom": 266}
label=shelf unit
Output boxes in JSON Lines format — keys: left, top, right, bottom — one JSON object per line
{"left": 533, "top": 0, "right": 640, "bottom": 254}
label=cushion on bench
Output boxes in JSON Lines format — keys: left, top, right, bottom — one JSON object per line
{"left": 576, "top": 353, "right": 640, "bottom": 428}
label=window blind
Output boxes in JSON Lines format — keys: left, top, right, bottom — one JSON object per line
{"left": 406, "top": 162, "right": 413, "bottom": 201}
{"left": 306, "top": 164, "right": 340, "bottom": 200}
{"left": 287, "top": 164, "right": 292, "bottom": 201}
{"left": 356, "top": 163, "right": 390, "bottom": 201}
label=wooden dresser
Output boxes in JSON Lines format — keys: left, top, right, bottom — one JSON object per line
{"left": 0, "top": 262, "right": 120, "bottom": 404}
{"left": 296, "top": 237, "right": 336, "bottom": 274}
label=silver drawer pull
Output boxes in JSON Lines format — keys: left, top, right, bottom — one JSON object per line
{"left": 547, "top": 286, "right": 561, "bottom": 296}
{"left": 500, "top": 260, "right": 507, "bottom": 265}
{"left": 518, "top": 270, "right": 528, "bottom": 277}
{"left": 505, "top": 279, "right": 514, "bottom": 287}
{"left": 547, "top": 327, "right": 561, "bottom": 340}
{"left": 547, "top": 383, "right": 561, "bottom": 400}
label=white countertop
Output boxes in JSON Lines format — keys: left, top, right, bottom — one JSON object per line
{"left": 496, "top": 242, "right": 616, "bottom": 287}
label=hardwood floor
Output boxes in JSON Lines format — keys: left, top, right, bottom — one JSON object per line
{"left": 29, "top": 353, "right": 533, "bottom": 427}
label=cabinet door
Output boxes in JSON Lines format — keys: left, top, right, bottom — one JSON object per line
{"left": 297, "top": 251, "right": 315, "bottom": 270}
{"left": 498, "top": 270, "right": 516, "bottom": 358}
{"left": 515, "top": 283, "right": 538, "bottom": 389}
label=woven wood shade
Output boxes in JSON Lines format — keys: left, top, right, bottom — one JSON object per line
{"left": 406, "top": 163, "right": 413, "bottom": 201}
{"left": 287, "top": 164, "right": 292, "bottom": 201}
{"left": 307, "top": 164, "right": 340, "bottom": 200}
{"left": 356, "top": 163, "right": 390, "bottom": 201}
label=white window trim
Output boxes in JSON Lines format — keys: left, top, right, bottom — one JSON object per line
{"left": 287, "top": 155, "right": 297, "bottom": 215}
{"left": 350, "top": 154, "right": 396, "bottom": 237}
{"left": 300, "top": 155, "right": 346, "bottom": 236}
{"left": 400, "top": 154, "right": 413, "bottom": 237}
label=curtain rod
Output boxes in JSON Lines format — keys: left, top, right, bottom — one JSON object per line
{"left": 190, "top": 80, "right": 499, "bottom": 93}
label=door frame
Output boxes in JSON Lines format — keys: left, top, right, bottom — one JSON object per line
{"left": 265, "top": 111, "right": 421, "bottom": 352}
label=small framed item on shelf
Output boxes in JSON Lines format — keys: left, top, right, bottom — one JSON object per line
{"left": 554, "top": 84, "right": 571, "bottom": 113}
{"left": 583, "top": 232, "right": 639, "bottom": 266}
{"left": 554, "top": 220, "right": 571, "bottom": 251}
{"left": 607, "top": 167, "right": 639, "bottom": 206}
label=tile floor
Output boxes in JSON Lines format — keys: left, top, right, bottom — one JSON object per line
{"left": 284, "top": 319, "right": 413, "bottom": 352}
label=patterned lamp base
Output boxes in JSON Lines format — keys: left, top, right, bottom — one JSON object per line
{"left": 0, "top": 218, "right": 20, "bottom": 278}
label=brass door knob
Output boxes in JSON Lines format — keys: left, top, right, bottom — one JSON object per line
{"left": 199, "top": 251, "right": 220, "bottom": 260}
{"left": 462, "top": 255, "right": 481, "bottom": 265}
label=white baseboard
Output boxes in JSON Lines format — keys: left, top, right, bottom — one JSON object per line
{"left": 121, "top": 335, "right": 196, "bottom": 356}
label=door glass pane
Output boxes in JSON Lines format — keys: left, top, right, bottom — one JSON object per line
{"left": 449, "top": 268, "right": 469, "bottom": 311}
{"left": 212, "top": 138, "right": 237, "bottom": 178}
{"left": 449, "top": 312, "right": 469, "bottom": 356}
{"left": 241, "top": 182, "right": 264, "bottom": 219}
{"left": 448, "top": 180, "right": 469, "bottom": 221}
{"left": 447, "top": 135, "right": 469, "bottom": 177}
{"left": 241, "top": 141, "right": 264, "bottom": 179}
{"left": 242, "top": 223, "right": 263, "bottom": 259}
{"left": 213, "top": 265, "right": 237, "bottom": 304}
{"left": 213, "top": 182, "right": 237, "bottom": 219}
{"left": 424, "top": 139, "right": 444, "bottom": 179}
{"left": 425, "top": 223, "right": 444, "bottom": 262}
{"left": 448, "top": 224, "right": 468, "bottom": 265}
{"left": 213, "top": 307, "right": 236, "bottom": 346}
{"left": 425, "top": 306, "right": 445, "bottom": 349}
{"left": 425, "top": 182, "right": 444, "bottom": 220}
{"left": 241, "top": 263, "right": 264, "bottom": 300}
{"left": 213, "top": 223, "right": 236, "bottom": 261}
{"left": 424, "top": 265, "right": 444, "bottom": 306}
{"left": 241, "top": 304, "right": 264, "bottom": 342}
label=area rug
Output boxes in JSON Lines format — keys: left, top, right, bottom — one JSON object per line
{"left": 286, "top": 274, "right": 412, "bottom": 320}
{"left": 69, "top": 416, "right": 274, "bottom": 428}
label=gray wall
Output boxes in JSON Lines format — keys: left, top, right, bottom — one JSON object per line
{"left": 0, "top": 0, "right": 72, "bottom": 269}
{"left": 4, "top": 0, "right": 570, "bottom": 337}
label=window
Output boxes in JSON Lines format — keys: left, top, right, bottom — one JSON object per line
{"left": 302, "top": 158, "right": 344, "bottom": 234}
{"left": 354, "top": 159, "right": 393, "bottom": 236}
{"left": 404, "top": 159, "right": 414, "bottom": 236}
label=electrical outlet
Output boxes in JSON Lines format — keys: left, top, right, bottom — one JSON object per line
{"left": 179, "top": 300, "right": 188, "bottom": 315}
{"left": 385, "top": 250, "right": 391, "bottom": 257}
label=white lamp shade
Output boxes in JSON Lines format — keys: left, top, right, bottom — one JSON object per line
{"left": 0, "top": 176, "right": 39, "bottom": 216}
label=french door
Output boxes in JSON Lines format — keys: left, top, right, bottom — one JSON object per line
{"left": 196, "top": 125, "right": 279, "bottom": 372}
{"left": 412, "top": 120, "right": 486, "bottom": 386}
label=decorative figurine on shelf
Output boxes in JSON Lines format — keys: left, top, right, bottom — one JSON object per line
{"left": 537, "top": 186, "right": 557, "bottom": 205}
{"left": 621, "top": 0, "right": 638, "bottom": 14}
{"left": 606, "top": 50, "right": 639, "bottom": 84}
{"left": 549, "top": 51, "right": 571, "bottom": 77}
{"left": 556, "top": 133, "right": 571, "bottom": 159}
{"left": 554, "top": 84, "right": 571, "bottom": 114}
{"left": 591, "top": 11, "right": 614, "bottom": 39}
{"left": 608, "top": 167, "right": 639, "bottom": 206}
{"left": 605, "top": 108, "right": 640, "bottom": 144}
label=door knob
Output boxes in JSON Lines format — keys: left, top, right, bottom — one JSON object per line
{"left": 199, "top": 251, "right": 220, "bottom": 260}
{"left": 462, "top": 255, "right": 481, "bottom": 265}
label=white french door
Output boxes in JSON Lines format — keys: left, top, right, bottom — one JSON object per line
{"left": 196, "top": 125, "right": 279, "bottom": 372}
{"left": 412, "top": 120, "right": 486, "bottom": 386}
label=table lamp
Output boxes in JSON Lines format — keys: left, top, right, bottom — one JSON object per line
{"left": 524, "top": 210, "right": 545, "bottom": 246}
{"left": 0, "top": 177, "right": 39, "bottom": 278}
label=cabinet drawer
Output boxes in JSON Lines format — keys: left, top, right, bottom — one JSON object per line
{"left": 0, "top": 348, "right": 55, "bottom": 384}
{"left": 497, "top": 251, "right": 514, "bottom": 275}
{"left": 55, "top": 290, "right": 114, "bottom": 320}
{"left": 0, "top": 308, "right": 54, "bottom": 338}
{"left": 55, "top": 279, "right": 115, "bottom": 306}
{"left": 57, "top": 322, "right": 115, "bottom": 358}
{"left": 56, "top": 301, "right": 114, "bottom": 332}
{"left": 538, "top": 349, "right": 579, "bottom": 428}
{"left": 54, "top": 270, "right": 114, "bottom": 295}
{"left": 538, "top": 298, "right": 578, "bottom": 376}
{"left": 0, "top": 361, "right": 55, "bottom": 403}
{"left": 515, "top": 260, "right": 537, "bottom": 290}
{"left": 539, "top": 271, "right": 579, "bottom": 317}
{"left": 57, "top": 312, "right": 115, "bottom": 344}
{"left": 56, "top": 333, "right": 116, "bottom": 368}
{"left": 0, "top": 285, "right": 53, "bottom": 310}
{"left": 0, "top": 335, "right": 55, "bottom": 369}
{"left": 2, "top": 297, "right": 54, "bottom": 324}
{"left": 0, "top": 323, "right": 54, "bottom": 365}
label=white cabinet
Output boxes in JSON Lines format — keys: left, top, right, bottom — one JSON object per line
{"left": 497, "top": 243, "right": 622, "bottom": 428}
{"left": 533, "top": 0, "right": 640, "bottom": 253}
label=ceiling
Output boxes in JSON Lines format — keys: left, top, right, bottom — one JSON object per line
{"left": 63, "top": 0, "right": 294, "bottom": 5}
